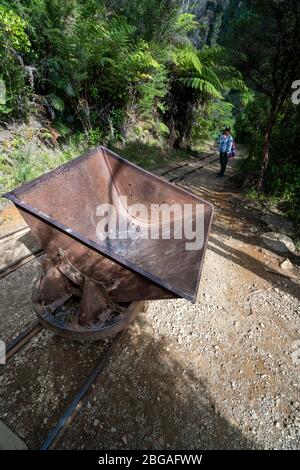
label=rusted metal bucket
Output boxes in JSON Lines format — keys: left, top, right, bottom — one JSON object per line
{"left": 3, "top": 146, "right": 213, "bottom": 341}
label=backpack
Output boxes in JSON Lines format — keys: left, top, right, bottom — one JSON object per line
{"left": 229, "top": 140, "right": 236, "bottom": 159}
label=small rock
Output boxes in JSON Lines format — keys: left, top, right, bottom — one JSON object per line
{"left": 93, "top": 419, "right": 99, "bottom": 427}
{"left": 260, "top": 232, "right": 295, "bottom": 254}
{"left": 279, "top": 258, "right": 293, "bottom": 270}
{"left": 121, "top": 435, "right": 128, "bottom": 446}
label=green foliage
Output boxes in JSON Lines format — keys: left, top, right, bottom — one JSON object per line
{"left": 0, "top": 0, "right": 244, "bottom": 148}
{"left": 107, "top": 0, "right": 181, "bottom": 42}
{"left": 222, "top": 0, "right": 300, "bottom": 194}
{"left": 47, "top": 94, "right": 65, "bottom": 112}
{"left": 0, "top": 0, "right": 244, "bottom": 191}
{"left": 174, "top": 13, "right": 198, "bottom": 35}
{"left": 0, "top": 4, "right": 31, "bottom": 117}
{"left": 87, "top": 127, "right": 105, "bottom": 146}
{"left": 166, "top": 43, "right": 246, "bottom": 147}
{"left": 7, "top": 1, "right": 169, "bottom": 137}
{"left": 0, "top": 5, "right": 30, "bottom": 52}
{"left": 235, "top": 95, "right": 300, "bottom": 226}
{"left": 190, "top": 99, "right": 235, "bottom": 143}
{"left": 183, "top": 77, "right": 222, "bottom": 99}
{"left": 0, "top": 136, "right": 80, "bottom": 191}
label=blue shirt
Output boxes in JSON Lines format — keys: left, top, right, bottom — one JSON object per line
{"left": 218, "top": 134, "right": 233, "bottom": 154}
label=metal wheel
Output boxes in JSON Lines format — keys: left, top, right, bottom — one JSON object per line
{"left": 32, "top": 276, "right": 146, "bottom": 342}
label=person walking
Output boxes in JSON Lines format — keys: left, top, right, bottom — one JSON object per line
{"left": 217, "top": 126, "right": 233, "bottom": 177}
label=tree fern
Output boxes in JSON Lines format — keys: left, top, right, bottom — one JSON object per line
{"left": 166, "top": 34, "right": 247, "bottom": 147}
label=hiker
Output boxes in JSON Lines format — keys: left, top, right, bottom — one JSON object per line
{"left": 217, "top": 126, "right": 233, "bottom": 177}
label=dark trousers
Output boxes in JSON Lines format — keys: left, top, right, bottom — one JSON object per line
{"left": 219, "top": 152, "right": 228, "bottom": 176}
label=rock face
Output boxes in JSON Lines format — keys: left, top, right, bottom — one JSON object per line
{"left": 260, "top": 232, "right": 295, "bottom": 254}
{"left": 261, "top": 213, "right": 294, "bottom": 233}
{"left": 182, "top": 0, "right": 230, "bottom": 47}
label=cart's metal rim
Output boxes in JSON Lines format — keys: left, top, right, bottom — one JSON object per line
{"left": 3, "top": 145, "right": 215, "bottom": 208}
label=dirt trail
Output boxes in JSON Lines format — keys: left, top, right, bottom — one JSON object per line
{"left": 0, "top": 148, "right": 299, "bottom": 449}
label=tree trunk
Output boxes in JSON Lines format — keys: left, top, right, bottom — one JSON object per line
{"left": 257, "top": 106, "right": 277, "bottom": 191}
{"left": 257, "top": 127, "right": 271, "bottom": 191}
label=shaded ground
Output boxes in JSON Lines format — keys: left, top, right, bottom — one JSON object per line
{"left": 0, "top": 147, "right": 299, "bottom": 449}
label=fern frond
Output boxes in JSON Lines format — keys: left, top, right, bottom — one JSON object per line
{"left": 174, "top": 47, "right": 202, "bottom": 74}
{"left": 181, "top": 77, "right": 222, "bottom": 99}
{"left": 47, "top": 94, "right": 65, "bottom": 112}
{"left": 175, "top": 13, "right": 198, "bottom": 34}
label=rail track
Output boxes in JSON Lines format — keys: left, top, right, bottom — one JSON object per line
{"left": 0, "top": 151, "right": 218, "bottom": 449}
{"left": 5, "top": 321, "right": 126, "bottom": 449}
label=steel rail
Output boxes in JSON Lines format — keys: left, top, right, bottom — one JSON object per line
{"left": 40, "top": 330, "right": 126, "bottom": 450}
{"left": 0, "top": 225, "right": 29, "bottom": 242}
{"left": 0, "top": 250, "right": 44, "bottom": 280}
{"left": 5, "top": 320, "right": 43, "bottom": 361}
{"left": 168, "top": 156, "right": 219, "bottom": 183}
